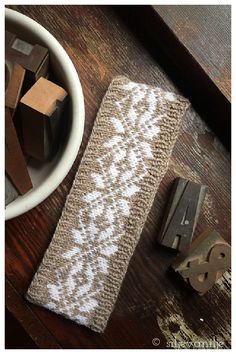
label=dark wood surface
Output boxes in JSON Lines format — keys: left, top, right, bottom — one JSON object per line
{"left": 5, "top": 5, "right": 231, "bottom": 349}
{"left": 153, "top": 5, "right": 231, "bottom": 102}
{"left": 5, "top": 308, "right": 38, "bottom": 349}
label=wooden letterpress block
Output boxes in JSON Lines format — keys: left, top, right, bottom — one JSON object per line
{"left": 5, "top": 174, "right": 18, "bottom": 206}
{"left": 5, "top": 61, "right": 25, "bottom": 116}
{"left": 5, "top": 62, "right": 11, "bottom": 90}
{"left": 5, "top": 30, "right": 16, "bottom": 48}
{"left": 171, "top": 230, "right": 231, "bottom": 295}
{"left": 20, "top": 77, "right": 68, "bottom": 161}
{"left": 5, "top": 108, "right": 32, "bottom": 195}
{"left": 5, "top": 31, "right": 49, "bottom": 88}
{"left": 157, "top": 178, "right": 207, "bottom": 251}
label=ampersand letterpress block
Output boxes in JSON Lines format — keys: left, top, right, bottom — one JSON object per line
{"left": 171, "top": 229, "right": 231, "bottom": 295}
{"left": 5, "top": 30, "right": 49, "bottom": 89}
{"left": 157, "top": 177, "right": 207, "bottom": 251}
{"left": 5, "top": 107, "right": 32, "bottom": 195}
{"left": 5, "top": 61, "right": 25, "bottom": 116}
{"left": 20, "top": 77, "right": 68, "bottom": 161}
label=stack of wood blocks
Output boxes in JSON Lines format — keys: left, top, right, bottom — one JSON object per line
{"left": 5, "top": 31, "right": 68, "bottom": 206}
{"left": 157, "top": 177, "right": 231, "bottom": 295}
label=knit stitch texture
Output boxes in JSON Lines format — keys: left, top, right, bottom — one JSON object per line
{"left": 26, "top": 76, "right": 189, "bottom": 332}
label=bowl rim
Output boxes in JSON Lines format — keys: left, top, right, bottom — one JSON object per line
{"left": 5, "top": 8, "right": 85, "bottom": 220}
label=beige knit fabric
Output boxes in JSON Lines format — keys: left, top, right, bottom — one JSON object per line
{"left": 26, "top": 76, "right": 189, "bottom": 332}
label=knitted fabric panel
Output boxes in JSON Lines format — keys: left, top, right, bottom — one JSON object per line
{"left": 26, "top": 76, "right": 189, "bottom": 332}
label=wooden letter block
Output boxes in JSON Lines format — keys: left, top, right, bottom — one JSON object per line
{"left": 171, "top": 229, "right": 231, "bottom": 295}
{"left": 5, "top": 61, "right": 25, "bottom": 116}
{"left": 5, "top": 31, "right": 49, "bottom": 88}
{"left": 5, "top": 108, "right": 32, "bottom": 195}
{"left": 20, "top": 77, "right": 68, "bottom": 161}
{"left": 5, "top": 30, "right": 16, "bottom": 48}
{"left": 157, "top": 178, "right": 207, "bottom": 251}
{"left": 5, "top": 174, "right": 18, "bottom": 206}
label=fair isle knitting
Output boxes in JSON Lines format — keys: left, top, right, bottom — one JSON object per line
{"left": 26, "top": 76, "right": 189, "bottom": 332}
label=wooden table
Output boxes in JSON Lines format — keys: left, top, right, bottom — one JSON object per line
{"left": 153, "top": 5, "right": 231, "bottom": 102}
{"left": 5, "top": 5, "right": 231, "bottom": 349}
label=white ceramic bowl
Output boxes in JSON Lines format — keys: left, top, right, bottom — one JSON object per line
{"left": 5, "top": 8, "right": 85, "bottom": 220}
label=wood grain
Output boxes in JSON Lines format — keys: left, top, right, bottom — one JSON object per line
{"left": 5, "top": 308, "right": 38, "bottom": 349}
{"left": 5, "top": 5, "right": 231, "bottom": 349}
{"left": 6, "top": 279, "right": 61, "bottom": 348}
{"left": 154, "top": 5, "right": 231, "bottom": 102}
